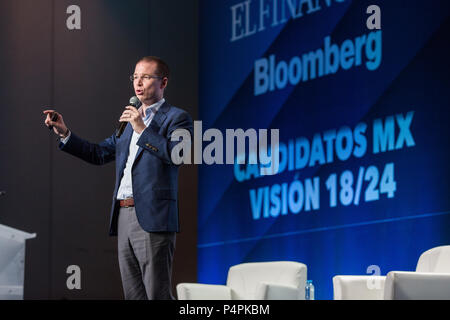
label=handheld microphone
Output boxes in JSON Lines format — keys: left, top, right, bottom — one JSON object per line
{"left": 116, "top": 96, "right": 142, "bottom": 138}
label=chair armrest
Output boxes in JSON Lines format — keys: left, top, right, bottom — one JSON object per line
{"left": 384, "top": 271, "right": 450, "bottom": 300}
{"left": 176, "top": 283, "right": 232, "bottom": 300}
{"left": 333, "top": 275, "right": 386, "bottom": 300}
{"left": 255, "top": 282, "right": 302, "bottom": 300}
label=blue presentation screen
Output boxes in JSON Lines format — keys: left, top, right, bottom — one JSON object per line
{"left": 198, "top": 0, "right": 450, "bottom": 299}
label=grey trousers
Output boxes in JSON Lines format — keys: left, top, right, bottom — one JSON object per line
{"left": 117, "top": 206, "right": 176, "bottom": 300}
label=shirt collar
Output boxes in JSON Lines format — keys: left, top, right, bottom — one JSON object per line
{"left": 143, "top": 98, "right": 165, "bottom": 120}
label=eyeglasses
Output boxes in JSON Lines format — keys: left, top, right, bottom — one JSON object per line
{"left": 130, "top": 75, "right": 163, "bottom": 82}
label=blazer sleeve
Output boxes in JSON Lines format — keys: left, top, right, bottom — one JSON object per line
{"left": 58, "top": 131, "right": 116, "bottom": 165}
{"left": 136, "top": 110, "right": 193, "bottom": 165}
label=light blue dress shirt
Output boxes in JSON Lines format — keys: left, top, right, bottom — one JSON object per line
{"left": 116, "top": 98, "right": 165, "bottom": 199}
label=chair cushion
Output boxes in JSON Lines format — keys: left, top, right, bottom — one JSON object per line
{"left": 226, "top": 261, "right": 307, "bottom": 300}
{"left": 333, "top": 276, "right": 385, "bottom": 300}
{"left": 384, "top": 271, "right": 450, "bottom": 299}
{"left": 176, "top": 283, "right": 232, "bottom": 300}
{"left": 416, "top": 245, "right": 450, "bottom": 273}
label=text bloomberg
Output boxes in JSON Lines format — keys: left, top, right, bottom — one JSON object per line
{"left": 254, "top": 31, "right": 382, "bottom": 96}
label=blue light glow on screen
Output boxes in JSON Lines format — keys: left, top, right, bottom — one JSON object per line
{"left": 198, "top": 0, "right": 450, "bottom": 299}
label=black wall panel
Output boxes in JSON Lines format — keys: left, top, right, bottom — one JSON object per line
{"left": 0, "top": 0, "right": 53, "bottom": 299}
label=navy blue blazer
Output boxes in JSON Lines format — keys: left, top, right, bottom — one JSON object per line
{"left": 59, "top": 101, "right": 193, "bottom": 236}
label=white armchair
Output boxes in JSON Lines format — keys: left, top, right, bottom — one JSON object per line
{"left": 333, "top": 245, "right": 450, "bottom": 300}
{"left": 177, "top": 261, "right": 307, "bottom": 300}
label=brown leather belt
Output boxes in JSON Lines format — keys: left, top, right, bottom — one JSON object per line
{"left": 119, "top": 198, "right": 135, "bottom": 207}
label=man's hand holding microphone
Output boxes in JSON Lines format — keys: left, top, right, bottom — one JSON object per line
{"left": 118, "top": 106, "right": 146, "bottom": 135}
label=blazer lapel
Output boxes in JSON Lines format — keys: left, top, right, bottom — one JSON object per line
{"left": 151, "top": 101, "right": 169, "bottom": 128}
{"left": 118, "top": 124, "right": 133, "bottom": 173}
{"left": 133, "top": 101, "right": 171, "bottom": 163}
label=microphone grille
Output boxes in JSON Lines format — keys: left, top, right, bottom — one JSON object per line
{"left": 129, "top": 96, "right": 142, "bottom": 108}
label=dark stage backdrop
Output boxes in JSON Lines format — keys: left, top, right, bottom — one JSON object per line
{"left": 198, "top": 0, "right": 450, "bottom": 299}
{"left": 0, "top": 0, "right": 198, "bottom": 299}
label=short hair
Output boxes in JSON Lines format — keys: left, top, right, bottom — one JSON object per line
{"left": 137, "top": 56, "right": 170, "bottom": 79}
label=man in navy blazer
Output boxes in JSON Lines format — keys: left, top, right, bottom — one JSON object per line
{"left": 43, "top": 56, "right": 193, "bottom": 300}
